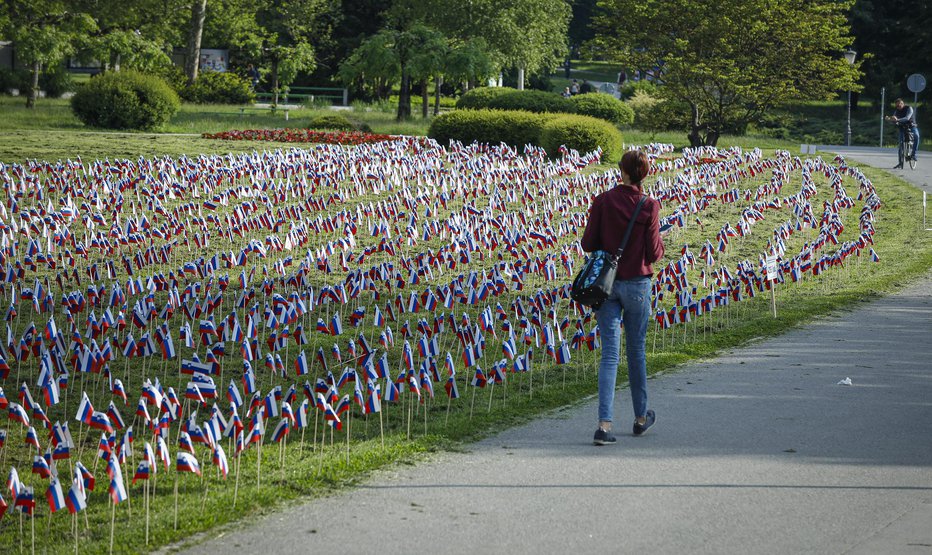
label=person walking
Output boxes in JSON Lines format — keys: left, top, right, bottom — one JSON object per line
{"left": 581, "top": 150, "right": 666, "bottom": 445}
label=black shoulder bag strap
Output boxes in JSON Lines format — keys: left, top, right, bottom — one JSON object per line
{"left": 614, "top": 195, "right": 648, "bottom": 260}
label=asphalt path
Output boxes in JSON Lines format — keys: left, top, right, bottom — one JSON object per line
{"left": 179, "top": 158, "right": 932, "bottom": 555}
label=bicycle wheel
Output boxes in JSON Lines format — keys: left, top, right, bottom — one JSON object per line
{"left": 898, "top": 141, "right": 907, "bottom": 168}
{"left": 909, "top": 152, "right": 917, "bottom": 169}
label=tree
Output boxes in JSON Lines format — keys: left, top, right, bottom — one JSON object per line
{"left": 72, "top": 0, "right": 178, "bottom": 73}
{"left": 338, "top": 23, "right": 447, "bottom": 121}
{"left": 0, "top": 0, "right": 96, "bottom": 108}
{"left": 427, "top": 0, "right": 570, "bottom": 90}
{"left": 338, "top": 31, "right": 400, "bottom": 101}
{"left": 849, "top": 0, "right": 932, "bottom": 106}
{"left": 594, "top": 0, "right": 861, "bottom": 146}
{"left": 185, "top": 0, "right": 208, "bottom": 84}
{"left": 198, "top": 0, "right": 336, "bottom": 103}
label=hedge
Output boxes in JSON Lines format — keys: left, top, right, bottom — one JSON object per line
{"left": 71, "top": 71, "right": 180, "bottom": 130}
{"left": 539, "top": 114, "right": 623, "bottom": 161}
{"left": 428, "top": 109, "right": 547, "bottom": 148}
{"left": 428, "top": 109, "right": 623, "bottom": 161}
{"left": 183, "top": 71, "right": 254, "bottom": 104}
{"left": 308, "top": 113, "right": 373, "bottom": 133}
{"left": 454, "top": 87, "right": 513, "bottom": 110}
{"left": 569, "top": 92, "right": 634, "bottom": 126}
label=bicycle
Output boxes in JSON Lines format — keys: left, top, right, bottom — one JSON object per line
{"left": 896, "top": 121, "right": 918, "bottom": 170}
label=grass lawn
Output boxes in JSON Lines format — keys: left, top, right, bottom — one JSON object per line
{"left": 0, "top": 95, "right": 930, "bottom": 553}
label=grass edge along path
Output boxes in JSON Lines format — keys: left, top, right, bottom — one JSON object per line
{"left": 0, "top": 153, "right": 928, "bottom": 554}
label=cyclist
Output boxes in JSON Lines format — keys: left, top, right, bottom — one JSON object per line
{"left": 886, "top": 98, "right": 920, "bottom": 169}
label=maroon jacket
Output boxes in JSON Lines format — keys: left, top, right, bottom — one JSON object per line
{"left": 581, "top": 184, "right": 665, "bottom": 280}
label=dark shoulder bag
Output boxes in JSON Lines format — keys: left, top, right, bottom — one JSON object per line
{"left": 571, "top": 195, "right": 648, "bottom": 309}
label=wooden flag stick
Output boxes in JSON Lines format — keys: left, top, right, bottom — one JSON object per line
{"left": 256, "top": 441, "right": 262, "bottom": 489}
{"left": 232, "top": 452, "right": 241, "bottom": 509}
{"left": 378, "top": 405, "right": 384, "bottom": 448}
{"left": 173, "top": 474, "right": 179, "bottom": 530}
{"left": 406, "top": 393, "right": 412, "bottom": 440}
{"left": 145, "top": 476, "right": 150, "bottom": 546}
{"left": 345, "top": 412, "right": 350, "bottom": 465}
{"left": 109, "top": 497, "right": 116, "bottom": 555}
{"left": 445, "top": 394, "right": 451, "bottom": 427}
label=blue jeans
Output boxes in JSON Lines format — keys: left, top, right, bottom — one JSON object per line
{"left": 898, "top": 125, "right": 920, "bottom": 162}
{"left": 595, "top": 277, "right": 652, "bottom": 422}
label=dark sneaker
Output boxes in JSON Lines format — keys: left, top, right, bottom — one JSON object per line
{"left": 593, "top": 427, "right": 617, "bottom": 446}
{"left": 893, "top": 164, "right": 903, "bottom": 169}
{"left": 633, "top": 410, "right": 656, "bottom": 436}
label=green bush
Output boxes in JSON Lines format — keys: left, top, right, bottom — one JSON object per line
{"left": 0, "top": 68, "right": 24, "bottom": 95}
{"left": 429, "top": 109, "right": 622, "bottom": 159}
{"left": 619, "top": 80, "right": 658, "bottom": 100}
{"left": 70, "top": 70, "right": 180, "bottom": 130}
{"left": 626, "top": 90, "right": 661, "bottom": 130}
{"left": 569, "top": 93, "right": 634, "bottom": 126}
{"left": 455, "top": 87, "right": 513, "bottom": 110}
{"left": 183, "top": 71, "right": 254, "bottom": 104}
{"left": 487, "top": 88, "right": 575, "bottom": 114}
{"left": 428, "top": 109, "right": 549, "bottom": 148}
{"left": 308, "top": 113, "right": 373, "bottom": 133}
{"left": 539, "top": 114, "right": 624, "bottom": 162}
{"left": 625, "top": 90, "right": 688, "bottom": 132}
{"left": 39, "top": 66, "right": 75, "bottom": 98}
{"left": 308, "top": 114, "right": 355, "bottom": 131}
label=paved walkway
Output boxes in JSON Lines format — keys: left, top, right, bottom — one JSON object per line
{"left": 181, "top": 164, "right": 932, "bottom": 555}
{"left": 819, "top": 146, "right": 932, "bottom": 196}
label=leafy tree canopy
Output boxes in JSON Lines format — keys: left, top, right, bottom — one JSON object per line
{"left": 593, "top": 0, "right": 861, "bottom": 146}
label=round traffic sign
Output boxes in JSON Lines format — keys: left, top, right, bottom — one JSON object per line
{"left": 907, "top": 73, "right": 926, "bottom": 93}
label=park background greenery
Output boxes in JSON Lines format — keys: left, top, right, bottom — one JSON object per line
{"left": 1, "top": 0, "right": 930, "bottom": 148}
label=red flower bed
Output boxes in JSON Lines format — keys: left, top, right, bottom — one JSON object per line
{"left": 202, "top": 128, "right": 429, "bottom": 147}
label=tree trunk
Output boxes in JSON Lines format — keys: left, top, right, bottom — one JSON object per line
{"left": 433, "top": 76, "right": 442, "bottom": 116}
{"left": 687, "top": 103, "right": 703, "bottom": 147}
{"left": 184, "top": 0, "right": 208, "bottom": 85}
{"left": 420, "top": 79, "right": 429, "bottom": 119}
{"left": 26, "top": 60, "right": 40, "bottom": 109}
{"left": 517, "top": 66, "right": 525, "bottom": 91}
{"left": 271, "top": 58, "right": 280, "bottom": 105}
{"left": 396, "top": 66, "right": 411, "bottom": 121}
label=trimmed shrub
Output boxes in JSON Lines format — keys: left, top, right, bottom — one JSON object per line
{"left": 183, "top": 71, "right": 254, "bottom": 104}
{"left": 428, "top": 109, "right": 548, "bottom": 148}
{"left": 539, "top": 114, "right": 624, "bottom": 162}
{"left": 70, "top": 71, "right": 180, "bottom": 130}
{"left": 455, "top": 87, "right": 512, "bottom": 110}
{"left": 308, "top": 113, "right": 373, "bottom": 133}
{"left": 569, "top": 92, "right": 634, "bottom": 126}
{"left": 487, "top": 88, "right": 575, "bottom": 114}
{"left": 429, "top": 109, "right": 623, "bottom": 160}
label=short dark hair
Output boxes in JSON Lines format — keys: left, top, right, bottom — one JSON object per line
{"left": 895, "top": 98, "right": 904, "bottom": 104}
{"left": 619, "top": 150, "right": 651, "bottom": 185}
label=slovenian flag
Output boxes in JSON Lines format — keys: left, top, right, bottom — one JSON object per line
{"left": 65, "top": 479, "right": 87, "bottom": 514}
{"left": 176, "top": 451, "right": 202, "bottom": 476}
